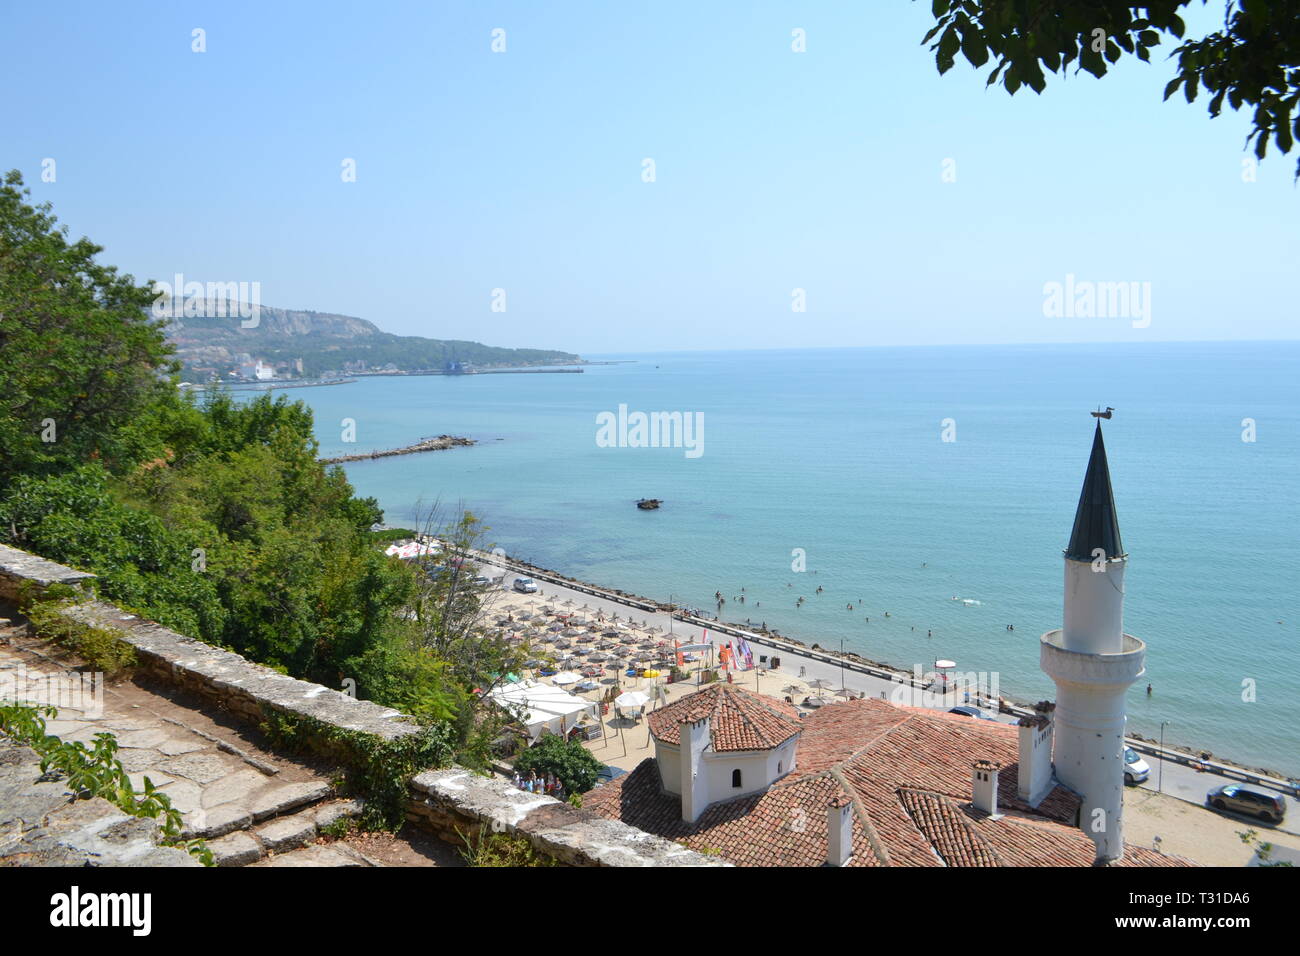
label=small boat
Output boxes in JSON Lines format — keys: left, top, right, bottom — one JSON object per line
{"left": 636, "top": 498, "right": 662, "bottom": 510}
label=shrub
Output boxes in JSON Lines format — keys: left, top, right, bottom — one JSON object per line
{"left": 512, "top": 731, "right": 603, "bottom": 794}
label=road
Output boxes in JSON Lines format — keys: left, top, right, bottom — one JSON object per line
{"left": 478, "top": 554, "right": 1299, "bottom": 837}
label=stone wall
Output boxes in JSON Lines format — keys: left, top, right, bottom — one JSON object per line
{"left": 0, "top": 544, "right": 95, "bottom": 601}
{"left": 0, "top": 544, "right": 724, "bottom": 867}
{"left": 408, "top": 769, "right": 728, "bottom": 867}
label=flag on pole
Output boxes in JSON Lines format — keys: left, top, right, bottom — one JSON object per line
{"left": 674, "top": 638, "right": 684, "bottom": 668}
{"left": 737, "top": 637, "right": 754, "bottom": 670}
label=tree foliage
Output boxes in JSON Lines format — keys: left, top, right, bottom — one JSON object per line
{"left": 921, "top": 1, "right": 1300, "bottom": 175}
{"left": 0, "top": 173, "right": 519, "bottom": 774}
{"left": 0, "top": 171, "right": 182, "bottom": 485}
{"left": 512, "top": 732, "right": 605, "bottom": 795}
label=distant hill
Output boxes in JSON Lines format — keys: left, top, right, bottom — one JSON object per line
{"left": 165, "top": 304, "right": 582, "bottom": 381}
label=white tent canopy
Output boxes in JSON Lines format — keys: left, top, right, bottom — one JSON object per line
{"left": 490, "top": 679, "right": 598, "bottom": 743}
{"left": 384, "top": 541, "right": 438, "bottom": 560}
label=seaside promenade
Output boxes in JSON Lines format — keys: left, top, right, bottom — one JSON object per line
{"left": 467, "top": 551, "right": 1300, "bottom": 864}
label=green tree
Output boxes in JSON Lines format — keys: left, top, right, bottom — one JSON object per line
{"left": 920, "top": 1, "right": 1300, "bottom": 175}
{"left": 0, "top": 171, "right": 180, "bottom": 488}
{"left": 512, "top": 732, "right": 604, "bottom": 794}
{"left": 0, "top": 179, "right": 521, "bottom": 796}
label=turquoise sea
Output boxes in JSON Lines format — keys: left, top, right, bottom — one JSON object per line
{"left": 292, "top": 342, "right": 1300, "bottom": 776}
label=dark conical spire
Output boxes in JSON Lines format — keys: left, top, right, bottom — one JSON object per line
{"left": 1065, "top": 421, "right": 1125, "bottom": 562}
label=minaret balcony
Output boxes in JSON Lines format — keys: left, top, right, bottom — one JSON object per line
{"left": 1040, "top": 629, "right": 1146, "bottom": 690}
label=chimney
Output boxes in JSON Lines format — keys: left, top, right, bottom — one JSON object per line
{"left": 679, "top": 717, "right": 711, "bottom": 824}
{"left": 972, "top": 760, "right": 1001, "bottom": 817}
{"left": 826, "top": 797, "right": 854, "bottom": 866}
{"left": 1016, "top": 701, "right": 1055, "bottom": 806}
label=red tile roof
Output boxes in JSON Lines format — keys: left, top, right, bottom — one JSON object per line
{"left": 648, "top": 683, "right": 801, "bottom": 753}
{"left": 585, "top": 694, "right": 1194, "bottom": 868}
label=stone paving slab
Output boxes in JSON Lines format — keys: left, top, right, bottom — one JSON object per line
{"left": 0, "top": 740, "right": 199, "bottom": 867}
{"left": 251, "top": 843, "right": 373, "bottom": 867}
{"left": 0, "top": 638, "right": 335, "bottom": 846}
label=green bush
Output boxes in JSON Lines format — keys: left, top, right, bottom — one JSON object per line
{"left": 23, "top": 599, "right": 136, "bottom": 677}
{"left": 513, "top": 732, "right": 604, "bottom": 794}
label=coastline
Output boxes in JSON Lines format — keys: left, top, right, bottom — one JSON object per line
{"left": 457, "top": 541, "right": 1297, "bottom": 791}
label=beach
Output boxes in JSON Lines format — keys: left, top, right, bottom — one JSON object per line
{"left": 466, "top": 549, "right": 1300, "bottom": 861}
{"left": 304, "top": 345, "right": 1300, "bottom": 780}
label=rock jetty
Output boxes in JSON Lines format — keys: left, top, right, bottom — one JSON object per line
{"left": 320, "top": 435, "right": 474, "bottom": 465}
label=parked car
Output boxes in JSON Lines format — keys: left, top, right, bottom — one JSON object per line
{"left": 513, "top": 577, "right": 538, "bottom": 593}
{"left": 1123, "top": 747, "right": 1150, "bottom": 785}
{"left": 948, "top": 706, "right": 997, "bottom": 720}
{"left": 595, "top": 765, "right": 628, "bottom": 786}
{"left": 1206, "top": 784, "right": 1287, "bottom": 823}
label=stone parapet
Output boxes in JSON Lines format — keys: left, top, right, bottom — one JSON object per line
{"left": 408, "top": 769, "right": 729, "bottom": 867}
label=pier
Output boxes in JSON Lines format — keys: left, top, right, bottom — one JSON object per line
{"left": 320, "top": 434, "right": 475, "bottom": 465}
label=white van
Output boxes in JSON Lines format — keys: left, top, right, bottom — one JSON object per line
{"left": 513, "top": 577, "right": 538, "bottom": 594}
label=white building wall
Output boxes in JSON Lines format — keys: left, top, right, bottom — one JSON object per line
{"left": 1063, "top": 557, "right": 1126, "bottom": 654}
{"left": 1041, "top": 629, "right": 1145, "bottom": 863}
{"left": 656, "top": 736, "right": 798, "bottom": 807}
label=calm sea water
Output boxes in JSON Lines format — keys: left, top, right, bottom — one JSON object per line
{"left": 292, "top": 343, "right": 1300, "bottom": 776}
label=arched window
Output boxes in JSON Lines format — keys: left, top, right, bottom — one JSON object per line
{"left": 731, "top": 769, "right": 742, "bottom": 788}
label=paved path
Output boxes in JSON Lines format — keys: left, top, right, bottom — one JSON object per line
{"left": 1, "top": 606, "right": 460, "bottom": 865}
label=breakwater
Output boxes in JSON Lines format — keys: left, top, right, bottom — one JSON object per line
{"left": 320, "top": 434, "right": 475, "bottom": 465}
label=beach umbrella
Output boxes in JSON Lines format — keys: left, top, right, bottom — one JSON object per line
{"left": 616, "top": 691, "right": 650, "bottom": 708}
{"left": 834, "top": 687, "right": 854, "bottom": 697}
{"left": 552, "top": 671, "right": 581, "bottom": 686}
{"left": 781, "top": 684, "right": 804, "bottom": 697}
{"left": 808, "top": 678, "right": 834, "bottom": 691}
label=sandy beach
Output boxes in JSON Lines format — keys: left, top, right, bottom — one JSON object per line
{"left": 472, "top": 554, "right": 1300, "bottom": 865}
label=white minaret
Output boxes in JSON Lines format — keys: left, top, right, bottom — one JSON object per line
{"left": 1040, "top": 420, "right": 1145, "bottom": 864}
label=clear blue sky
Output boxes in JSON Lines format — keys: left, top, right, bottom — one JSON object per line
{"left": 4, "top": 1, "right": 1297, "bottom": 353}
